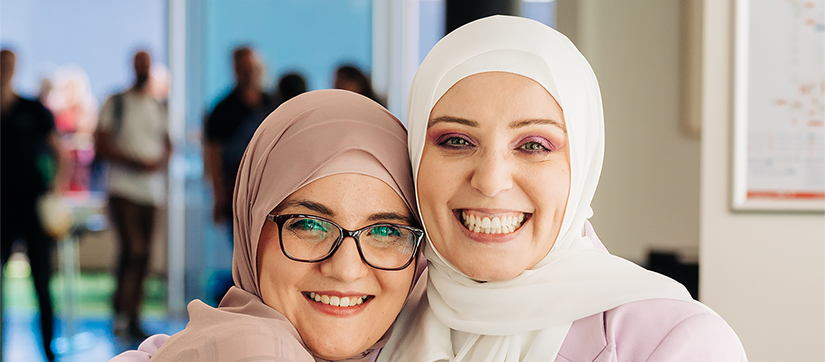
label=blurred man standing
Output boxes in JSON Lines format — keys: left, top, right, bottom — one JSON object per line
{"left": 204, "top": 46, "right": 271, "bottom": 226}
{"left": 95, "top": 50, "right": 170, "bottom": 340}
{"left": 1, "top": 48, "right": 61, "bottom": 362}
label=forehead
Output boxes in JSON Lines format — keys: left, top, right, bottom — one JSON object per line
{"left": 277, "top": 174, "right": 411, "bottom": 220}
{"left": 430, "top": 72, "right": 563, "bottom": 125}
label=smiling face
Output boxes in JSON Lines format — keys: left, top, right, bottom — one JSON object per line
{"left": 417, "top": 72, "right": 570, "bottom": 282}
{"left": 257, "top": 173, "right": 416, "bottom": 360}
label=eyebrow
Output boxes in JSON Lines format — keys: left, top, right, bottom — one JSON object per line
{"left": 509, "top": 118, "right": 567, "bottom": 133}
{"left": 368, "top": 212, "right": 416, "bottom": 225}
{"left": 428, "top": 116, "right": 479, "bottom": 129}
{"left": 428, "top": 115, "right": 566, "bottom": 133}
{"left": 278, "top": 199, "right": 335, "bottom": 216}
{"left": 278, "top": 199, "right": 415, "bottom": 225}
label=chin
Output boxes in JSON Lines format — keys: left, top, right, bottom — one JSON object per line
{"left": 309, "top": 342, "right": 364, "bottom": 361}
{"left": 462, "top": 265, "right": 524, "bottom": 282}
{"left": 452, "top": 251, "right": 529, "bottom": 282}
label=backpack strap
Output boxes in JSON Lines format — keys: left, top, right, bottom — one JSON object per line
{"left": 110, "top": 92, "right": 125, "bottom": 138}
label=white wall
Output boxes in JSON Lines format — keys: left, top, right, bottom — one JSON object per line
{"left": 700, "top": 1, "right": 825, "bottom": 361}
{"left": 557, "top": 0, "right": 702, "bottom": 263}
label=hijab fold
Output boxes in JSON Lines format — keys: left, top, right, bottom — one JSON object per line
{"left": 151, "top": 89, "right": 422, "bottom": 362}
{"left": 379, "top": 16, "right": 702, "bottom": 362}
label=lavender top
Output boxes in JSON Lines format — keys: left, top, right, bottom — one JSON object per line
{"left": 556, "top": 298, "right": 742, "bottom": 361}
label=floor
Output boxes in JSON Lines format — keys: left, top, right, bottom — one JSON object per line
{"left": 2, "top": 254, "right": 186, "bottom": 361}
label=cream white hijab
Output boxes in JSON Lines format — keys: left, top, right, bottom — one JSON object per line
{"left": 379, "top": 16, "right": 723, "bottom": 362}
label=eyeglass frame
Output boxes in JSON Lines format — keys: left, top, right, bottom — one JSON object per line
{"left": 266, "top": 213, "right": 424, "bottom": 271}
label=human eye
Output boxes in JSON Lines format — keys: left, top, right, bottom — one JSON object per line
{"left": 369, "top": 225, "right": 403, "bottom": 239}
{"left": 516, "top": 137, "right": 554, "bottom": 154}
{"left": 436, "top": 133, "right": 475, "bottom": 149}
{"left": 366, "top": 225, "right": 412, "bottom": 250}
{"left": 293, "top": 218, "right": 327, "bottom": 231}
{"left": 287, "top": 217, "right": 332, "bottom": 240}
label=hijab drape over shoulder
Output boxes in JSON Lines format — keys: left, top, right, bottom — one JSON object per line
{"left": 379, "top": 15, "right": 734, "bottom": 362}
{"left": 151, "top": 89, "right": 421, "bottom": 362}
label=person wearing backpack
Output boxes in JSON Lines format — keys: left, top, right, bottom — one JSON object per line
{"left": 95, "top": 50, "right": 171, "bottom": 341}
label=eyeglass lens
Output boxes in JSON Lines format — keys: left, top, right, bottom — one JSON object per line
{"left": 281, "top": 216, "right": 417, "bottom": 269}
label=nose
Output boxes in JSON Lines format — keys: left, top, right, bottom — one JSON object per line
{"left": 319, "top": 236, "right": 370, "bottom": 282}
{"left": 469, "top": 150, "right": 513, "bottom": 197}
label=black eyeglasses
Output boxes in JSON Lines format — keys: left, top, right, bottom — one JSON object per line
{"left": 267, "top": 214, "right": 424, "bottom": 271}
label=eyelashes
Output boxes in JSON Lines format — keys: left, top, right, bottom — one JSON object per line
{"left": 433, "top": 133, "right": 556, "bottom": 155}
{"left": 516, "top": 136, "right": 555, "bottom": 154}
{"left": 435, "top": 133, "right": 476, "bottom": 149}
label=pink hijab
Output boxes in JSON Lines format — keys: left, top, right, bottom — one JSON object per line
{"left": 150, "top": 89, "right": 423, "bottom": 362}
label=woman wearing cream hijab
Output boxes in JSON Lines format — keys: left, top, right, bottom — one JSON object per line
{"left": 380, "top": 16, "right": 746, "bottom": 362}
{"left": 110, "top": 89, "right": 426, "bottom": 362}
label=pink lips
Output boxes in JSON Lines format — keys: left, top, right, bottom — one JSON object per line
{"left": 304, "top": 291, "right": 373, "bottom": 317}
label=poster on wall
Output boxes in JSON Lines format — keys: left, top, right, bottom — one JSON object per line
{"left": 733, "top": 0, "right": 825, "bottom": 211}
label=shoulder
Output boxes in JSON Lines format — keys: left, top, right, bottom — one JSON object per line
{"left": 18, "top": 97, "right": 55, "bottom": 128}
{"left": 205, "top": 92, "right": 240, "bottom": 138}
{"left": 559, "top": 299, "right": 743, "bottom": 362}
{"left": 154, "top": 322, "right": 314, "bottom": 362}
{"left": 108, "top": 334, "right": 170, "bottom": 362}
{"left": 17, "top": 97, "right": 51, "bottom": 116}
{"left": 150, "top": 299, "right": 315, "bottom": 361}
{"left": 209, "top": 91, "right": 241, "bottom": 117}
{"left": 607, "top": 299, "right": 743, "bottom": 361}
{"left": 100, "top": 91, "right": 128, "bottom": 113}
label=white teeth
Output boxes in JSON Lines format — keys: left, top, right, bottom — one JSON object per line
{"left": 481, "top": 217, "right": 491, "bottom": 228}
{"left": 461, "top": 211, "right": 526, "bottom": 234}
{"left": 308, "top": 293, "right": 367, "bottom": 308}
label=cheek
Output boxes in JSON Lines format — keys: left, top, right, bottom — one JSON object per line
{"left": 525, "top": 161, "right": 571, "bottom": 229}
{"left": 258, "top": 246, "right": 290, "bottom": 301}
{"left": 417, "top": 150, "right": 453, "bottom": 223}
{"left": 376, "top": 268, "right": 415, "bottom": 309}
{"left": 257, "top": 229, "right": 306, "bottom": 311}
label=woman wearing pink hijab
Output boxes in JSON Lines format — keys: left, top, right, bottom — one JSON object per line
{"left": 111, "top": 89, "right": 426, "bottom": 362}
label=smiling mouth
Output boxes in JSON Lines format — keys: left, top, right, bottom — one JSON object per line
{"left": 305, "top": 292, "right": 371, "bottom": 308}
{"left": 458, "top": 210, "right": 529, "bottom": 235}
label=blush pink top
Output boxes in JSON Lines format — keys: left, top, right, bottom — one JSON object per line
{"left": 556, "top": 298, "right": 742, "bottom": 362}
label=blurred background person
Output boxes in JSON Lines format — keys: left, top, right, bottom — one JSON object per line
{"left": 46, "top": 64, "right": 99, "bottom": 192}
{"left": 95, "top": 50, "right": 171, "bottom": 341}
{"left": 204, "top": 46, "right": 271, "bottom": 227}
{"left": 1, "top": 48, "right": 61, "bottom": 362}
{"left": 333, "top": 63, "right": 383, "bottom": 106}
{"left": 270, "top": 71, "right": 307, "bottom": 106}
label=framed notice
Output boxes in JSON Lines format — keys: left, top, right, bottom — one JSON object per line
{"left": 733, "top": 0, "right": 825, "bottom": 211}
